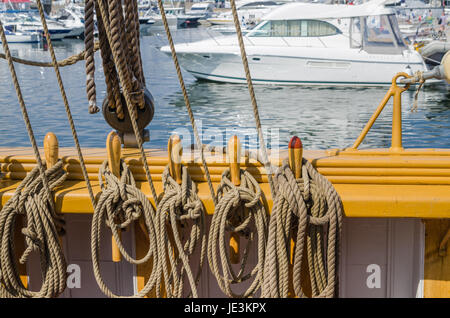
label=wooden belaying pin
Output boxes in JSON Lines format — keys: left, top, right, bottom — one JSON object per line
{"left": 168, "top": 135, "right": 183, "bottom": 185}
{"left": 107, "top": 131, "right": 122, "bottom": 263}
{"left": 44, "top": 132, "right": 59, "bottom": 169}
{"left": 287, "top": 136, "right": 303, "bottom": 297}
{"left": 44, "top": 132, "right": 64, "bottom": 249}
{"left": 228, "top": 135, "right": 241, "bottom": 264}
{"left": 167, "top": 135, "right": 183, "bottom": 259}
{"left": 288, "top": 136, "right": 303, "bottom": 178}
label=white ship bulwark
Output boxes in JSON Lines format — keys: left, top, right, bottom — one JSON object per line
{"left": 161, "top": 1, "right": 429, "bottom": 86}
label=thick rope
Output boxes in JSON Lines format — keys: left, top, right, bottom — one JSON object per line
{"left": 0, "top": 162, "right": 67, "bottom": 298}
{"left": 261, "top": 159, "right": 343, "bottom": 298}
{"left": 84, "top": 0, "right": 99, "bottom": 114}
{"left": 156, "top": 0, "right": 217, "bottom": 206}
{"left": 96, "top": 0, "right": 159, "bottom": 205}
{"left": 228, "top": 0, "right": 275, "bottom": 198}
{"left": 155, "top": 165, "right": 207, "bottom": 298}
{"left": 0, "top": 42, "right": 100, "bottom": 67}
{"left": 207, "top": 169, "right": 268, "bottom": 298}
{"left": 91, "top": 160, "right": 160, "bottom": 298}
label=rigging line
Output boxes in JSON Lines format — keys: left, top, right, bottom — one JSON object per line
{"left": 0, "top": 19, "right": 55, "bottom": 212}
{"left": 156, "top": 0, "right": 217, "bottom": 205}
{"left": 229, "top": 0, "right": 276, "bottom": 198}
{"left": 35, "top": 0, "right": 96, "bottom": 207}
{"left": 95, "top": 0, "right": 159, "bottom": 205}
{"left": 0, "top": 41, "right": 100, "bottom": 67}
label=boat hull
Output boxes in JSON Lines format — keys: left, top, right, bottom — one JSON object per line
{"left": 171, "top": 48, "right": 427, "bottom": 86}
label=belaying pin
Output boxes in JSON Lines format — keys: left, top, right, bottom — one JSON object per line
{"left": 228, "top": 135, "right": 241, "bottom": 264}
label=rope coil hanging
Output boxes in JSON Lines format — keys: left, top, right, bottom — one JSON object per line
{"left": 262, "top": 158, "right": 343, "bottom": 298}
{"left": 0, "top": 162, "right": 67, "bottom": 298}
{"left": 155, "top": 165, "right": 207, "bottom": 298}
{"left": 0, "top": 16, "right": 68, "bottom": 299}
{"left": 207, "top": 168, "right": 268, "bottom": 298}
{"left": 91, "top": 158, "right": 160, "bottom": 298}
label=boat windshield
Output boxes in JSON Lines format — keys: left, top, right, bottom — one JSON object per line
{"left": 361, "top": 14, "right": 406, "bottom": 54}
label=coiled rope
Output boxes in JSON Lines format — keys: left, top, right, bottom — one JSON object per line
{"left": 156, "top": 165, "right": 206, "bottom": 298}
{"left": 207, "top": 169, "right": 268, "bottom": 298}
{"left": 0, "top": 16, "right": 68, "bottom": 299}
{"left": 91, "top": 160, "right": 160, "bottom": 298}
{"left": 0, "top": 162, "right": 67, "bottom": 298}
{"left": 262, "top": 159, "right": 343, "bottom": 298}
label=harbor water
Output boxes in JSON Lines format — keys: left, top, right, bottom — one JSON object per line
{"left": 1, "top": 28, "right": 449, "bottom": 151}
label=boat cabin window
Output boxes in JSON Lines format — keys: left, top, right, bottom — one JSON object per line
{"left": 361, "top": 14, "right": 406, "bottom": 54}
{"left": 249, "top": 19, "right": 341, "bottom": 37}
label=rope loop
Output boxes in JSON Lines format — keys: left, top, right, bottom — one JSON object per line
{"left": 262, "top": 159, "right": 343, "bottom": 298}
{"left": 208, "top": 168, "right": 268, "bottom": 298}
{"left": 156, "top": 165, "right": 207, "bottom": 298}
{"left": 91, "top": 159, "right": 160, "bottom": 298}
{"left": 0, "top": 161, "right": 67, "bottom": 298}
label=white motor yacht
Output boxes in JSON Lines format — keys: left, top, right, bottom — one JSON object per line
{"left": 4, "top": 11, "right": 73, "bottom": 40}
{"left": 52, "top": 7, "right": 84, "bottom": 38}
{"left": 0, "top": 27, "right": 41, "bottom": 43}
{"left": 161, "top": 0, "right": 429, "bottom": 86}
{"left": 141, "top": 8, "right": 178, "bottom": 31}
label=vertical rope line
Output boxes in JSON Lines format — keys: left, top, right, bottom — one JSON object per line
{"left": 35, "top": 0, "right": 96, "bottom": 207}
{"left": 0, "top": 20, "right": 54, "bottom": 211}
{"left": 95, "top": 0, "right": 159, "bottom": 205}
{"left": 156, "top": 0, "right": 217, "bottom": 205}
{"left": 229, "top": 0, "right": 275, "bottom": 198}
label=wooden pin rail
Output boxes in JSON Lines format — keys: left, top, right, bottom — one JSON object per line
{"left": 1, "top": 147, "right": 450, "bottom": 218}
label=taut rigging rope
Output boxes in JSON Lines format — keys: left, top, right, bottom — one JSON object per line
{"left": 156, "top": 0, "right": 217, "bottom": 206}
{"left": 262, "top": 160, "right": 343, "bottom": 298}
{"left": 228, "top": 0, "right": 275, "bottom": 198}
{"left": 0, "top": 41, "right": 100, "bottom": 67}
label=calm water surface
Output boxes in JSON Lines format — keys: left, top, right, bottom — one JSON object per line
{"left": 1, "top": 29, "right": 449, "bottom": 151}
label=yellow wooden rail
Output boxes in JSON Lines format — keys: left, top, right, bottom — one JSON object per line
{"left": 1, "top": 146, "right": 449, "bottom": 218}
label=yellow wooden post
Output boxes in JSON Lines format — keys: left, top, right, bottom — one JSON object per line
{"left": 168, "top": 135, "right": 182, "bottom": 185}
{"left": 43, "top": 132, "right": 64, "bottom": 251}
{"left": 228, "top": 135, "right": 241, "bottom": 264}
{"left": 44, "top": 132, "right": 59, "bottom": 169}
{"left": 107, "top": 131, "right": 122, "bottom": 263}
{"left": 288, "top": 136, "right": 303, "bottom": 297}
{"left": 288, "top": 136, "right": 303, "bottom": 179}
{"left": 167, "top": 134, "right": 183, "bottom": 260}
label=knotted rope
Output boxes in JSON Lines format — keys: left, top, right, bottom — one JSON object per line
{"left": 262, "top": 159, "right": 343, "bottom": 298}
{"left": 0, "top": 162, "right": 67, "bottom": 298}
{"left": 155, "top": 165, "right": 206, "bottom": 298}
{"left": 91, "top": 160, "right": 160, "bottom": 298}
{"left": 207, "top": 169, "right": 268, "bottom": 298}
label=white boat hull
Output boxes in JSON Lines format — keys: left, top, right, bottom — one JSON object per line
{"left": 166, "top": 44, "right": 427, "bottom": 86}
{"left": 1, "top": 33, "right": 41, "bottom": 43}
